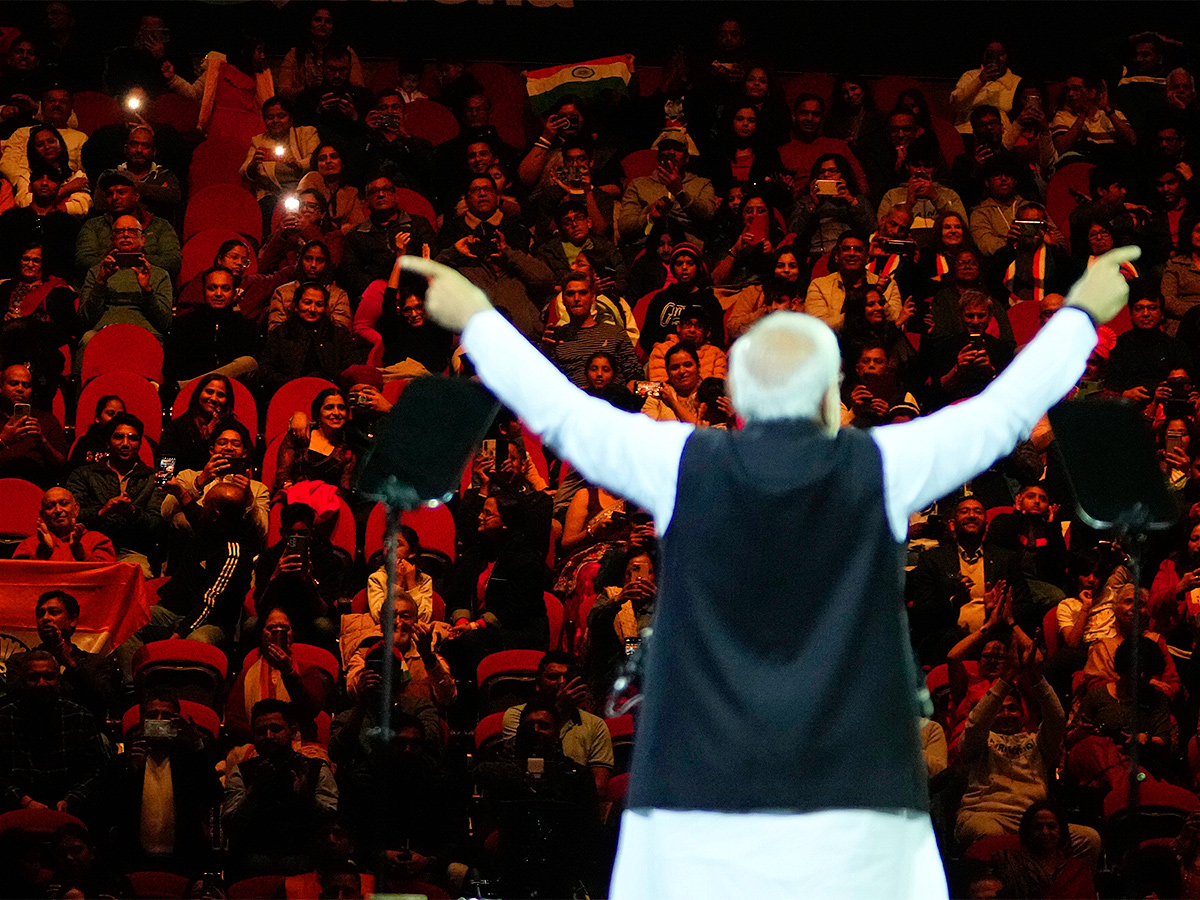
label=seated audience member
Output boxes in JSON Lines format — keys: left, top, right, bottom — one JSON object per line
{"left": 928, "top": 247, "right": 1012, "bottom": 345}
{"left": 254, "top": 502, "right": 349, "bottom": 646}
{"left": 839, "top": 285, "right": 917, "bottom": 373}
{"left": 923, "top": 290, "right": 1013, "bottom": 408}
{"left": 618, "top": 139, "right": 717, "bottom": 254}
{"left": 907, "top": 495, "right": 1029, "bottom": 663}
{"left": 0, "top": 649, "right": 106, "bottom": 815}
{"left": 639, "top": 243, "right": 725, "bottom": 354}
{"left": 159, "top": 373, "right": 239, "bottom": 473}
{"left": 1104, "top": 292, "right": 1192, "bottom": 408}
{"left": 0, "top": 166, "right": 80, "bottom": 278}
{"left": 274, "top": 388, "right": 357, "bottom": 495}
{"left": 337, "top": 365, "right": 391, "bottom": 457}
{"left": 346, "top": 596, "right": 455, "bottom": 708}
{"left": 297, "top": 142, "right": 363, "bottom": 235}
{"left": 223, "top": 699, "right": 338, "bottom": 876}
{"left": 339, "top": 171, "right": 436, "bottom": 305}
{"left": 626, "top": 221, "right": 684, "bottom": 308}
{"left": 176, "top": 236, "right": 296, "bottom": 326}
{"left": 1004, "top": 84, "right": 1058, "bottom": 193}
{"left": 260, "top": 282, "right": 362, "bottom": 396}
{"left": 0, "top": 36, "right": 45, "bottom": 131}
{"left": 788, "top": 153, "right": 876, "bottom": 261}
{"left": 0, "top": 85, "right": 84, "bottom": 198}
{"left": 0, "top": 363, "right": 67, "bottom": 486}
{"left": 434, "top": 179, "right": 553, "bottom": 340}
{"left": 0, "top": 242, "right": 80, "bottom": 402}
{"left": 440, "top": 138, "right": 520, "bottom": 220}
{"left": 1050, "top": 74, "right": 1136, "bottom": 161}
{"left": 578, "top": 351, "right": 640, "bottom": 413}
{"left": 1163, "top": 216, "right": 1200, "bottom": 334}
{"left": 15, "top": 123, "right": 90, "bottom": 217}
{"left": 46, "top": 821, "right": 130, "bottom": 899}
{"left": 1079, "top": 584, "right": 1181, "bottom": 704}
{"left": 987, "top": 483, "right": 1068, "bottom": 594}
{"left": 586, "top": 547, "right": 657, "bottom": 698}
{"left": 68, "top": 394, "right": 125, "bottom": 469}
{"left": 549, "top": 250, "right": 639, "bottom": 344}
{"left": 330, "top": 707, "right": 463, "bottom": 875}
{"left": 956, "top": 646, "right": 1099, "bottom": 858}
{"left": 948, "top": 105, "right": 1027, "bottom": 210}
{"left": 108, "top": 124, "right": 181, "bottom": 225}
{"left": 535, "top": 199, "right": 627, "bottom": 296}
{"left": 26, "top": 590, "right": 118, "bottom": 720}
{"left": 74, "top": 169, "right": 181, "bottom": 280}
{"left": 473, "top": 698, "right": 599, "bottom": 898}
{"left": 241, "top": 97, "right": 319, "bottom": 212}
{"left": 501, "top": 651, "right": 614, "bottom": 795}
{"left": 989, "top": 200, "right": 1076, "bottom": 304}
{"left": 292, "top": 43, "right": 373, "bottom": 146}
{"left": 541, "top": 272, "right": 641, "bottom": 389}
{"left": 164, "top": 266, "right": 261, "bottom": 388}
{"left": 14, "top": 488, "right": 114, "bottom": 562}
{"left": 968, "top": 155, "right": 1028, "bottom": 257}
{"left": 64, "top": 412, "right": 164, "bottom": 575}
{"left": 103, "top": 13, "right": 195, "bottom": 99}
{"left": 1052, "top": 552, "right": 1116, "bottom": 674}
{"left": 77, "top": 213, "right": 173, "bottom": 366}
{"left": 267, "top": 239, "right": 351, "bottom": 333}
{"left": 778, "top": 93, "right": 869, "bottom": 196}
{"left": 805, "top": 231, "right": 903, "bottom": 332}
{"left": 1012, "top": 802, "right": 1096, "bottom": 900}
{"left": 876, "top": 151, "right": 967, "bottom": 245}
{"left": 162, "top": 420, "right": 268, "bottom": 544}
{"left": 366, "top": 524, "right": 433, "bottom": 623}
{"left": 528, "top": 135, "right": 620, "bottom": 237}
{"left": 647, "top": 303, "right": 728, "bottom": 383}
{"left": 226, "top": 608, "right": 335, "bottom": 745}
{"left": 278, "top": 6, "right": 364, "bottom": 100}
{"left": 110, "top": 688, "right": 221, "bottom": 872}
{"left": 723, "top": 247, "right": 805, "bottom": 339}
{"left": 640, "top": 343, "right": 711, "bottom": 424}
{"left": 357, "top": 256, "right": 453, "bottom": 378}
{"left": 858, "top": 108, "right": 933, "bottom": 196}
{"left": 361, "top": 90, "right": 438, "bottom": 202}
{"left": 839, "top": 342, "right": 919, "bottom": 429}
{"left": 707, "top": 189, "right": 786, "bottom": 289}
{"left": 1149, "top": 521, "right": 1200, "bottom": 650}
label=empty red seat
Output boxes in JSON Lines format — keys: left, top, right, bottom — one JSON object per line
{"left": 0, "top": 808, "right": 85, "bottom": 836}
{"left": 395, "top": 186, "right": 437, "bottom": 231}
{"left": 182, "top": 183, "right": 262, "bottom": 245}
{"left": 79, "top": 323, "right": 164, "bottom": 385}
{"left": 404, "top": 99, "right": 460, "bottom": 145}
{"left": 71, "top": 90, "right": 123, "bottom": 135}
{"left": 475, "top": 710, "right": 507, "bottom": 754}
{"left": 621, "top": 148, "right": 659, "bottom": 185}
{"left": 0, "top": 478, "right": 46, "bottom": 541}
{"left": 132, "top": 639, "right": 229, "bottom": 711}
{"left": 126, "top": 871, "right": 191, "bottom": 899}
{"left": 1007, "top": 299, "right": 1042, "bottom": 348}
{"left": 545, "top": 592, "right": 564, "bottom": 650}
{"left": 188, "top": 137, "right": 250, "bottom": 194}
{"left": 400, "top": 502, "right": 457, "bottom": 562}
{"left": 228, "top": 876, "right": 285, "bottom": 900}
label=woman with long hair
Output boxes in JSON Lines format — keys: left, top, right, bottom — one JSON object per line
{"left": 164, "top": 32, "right": 272, "bottom": 147}
{"left": 277, "top": 5, "right": 364, "bottom": 100}
{"left": 22, "top": 124, "right": 90, "bottom": 215}
{"left": 825, "top": 74, "right": 885, "bottom": 146}
{"left": 789, "top": 152, "right": 876, "bottom": 262}
{"left": 1163, "top": 214, "right": 1200, "bottom": 334}
{"left": 274, "top": 386, "right": 356, "bottom": 494}
{"left": 159, "top": 373, "right": 236, "bottom": 472}
{"left": 705, "top": 103, "right": 784, "bottom": 193}
{"left": 297, "top": 141, "right": 364, "bottom": 234}
{"left": 709, "top": 188, "right": 786, "bottom": 288}
{"left": 0, "top": 242, "right": 79, "bottom": 403}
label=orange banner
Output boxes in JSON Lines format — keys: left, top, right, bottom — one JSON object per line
{"left": 0, "top": 560, "right": 152, "bottom": 655}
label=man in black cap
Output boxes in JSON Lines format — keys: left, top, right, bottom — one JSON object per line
{"left": 402, "top": 243, "right": 1138, "bottom": 899}
{"left": 617, "top": 138, "right": 716, "bottom": 253}
{"left": 74, "top": 168, "right": 181, "bottom": 281}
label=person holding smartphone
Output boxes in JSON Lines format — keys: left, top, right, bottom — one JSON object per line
{"left": 0, "top": 362, "right": 67, "bottom": 486}
{"left": 924, "top": 291, "right": 1014, "bottom": 409}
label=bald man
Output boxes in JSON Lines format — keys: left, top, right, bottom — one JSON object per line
{"left": 0, "top": 364, "right": 67, "bottom": 486}
{"left": 402, "top": 245, "right": 1138, "bottom": 900}
{"left": 13, "top": 487, "right": 115, "bottom": 562}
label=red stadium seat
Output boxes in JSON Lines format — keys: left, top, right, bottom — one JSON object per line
{"left": 0, "top": 808, "right": 85, "bottom": 836}
{"left": 477, "top": 649, "right": 544, "bottom": 717}
{"left": 149, "top": 94, "right": 200, "bottom": 134}
{"left": 474, "top": 710, "right": 508, "bottom": 757}
{"left": 963, "top": 833, "right": 1022, "bottom": 860}
{"left": 173, "top": 375, "right": 258, "bottom": 441}
{"left": 72, "top": 90, "right": 123, "bottom": 135}
{"left": 1007, "top": 299, "right": 1042, "bottom": 348}
{"left": 925, "top": 663, "right": 950, "bottom": 694}
{"left": 403, "top": 99, "right": 460, "bottom": 146}
{"left": 1108, "top": 304, "right": 1133, "bottom": 337}
{"left": 182, "top": 184, "right": 262, "bottom": 245}
{"left": 121, "top": 699, "right": 222, "bottom": 742}
{"left": 365, "top": 502, "right": 388, "bottom": 561}
{"left": 264, "top": 377, "right": 339, "bottom": 444}
{"left": 1046, "top": 162, "right": 1095, "bottom": 252}
{"left": 179, "top": 228, "right": 258, "bottom": 288}
{"left": 350, "top": 589, "right": 368, "bottom": 614}
{"left": 188, "top": 137, "right": 250, "bottom": 193}
{"left": 545, "top": 592, "right": 564, "bottom": 650}
{"left": 986, "top": 505, "right": 1013, "bottom": 526}
{"left": 395, "top": 186, "right": 438, "bottom": 232}
{"left": 126, "top": 872, "right": 192, "bottom": 900}
{"left": 400, "top": 503, "right": 456, "bottom": 561}
{"left": 77, "top": 372, "right": 163, "bottom": 443}
{"left": 469, "top": 61, "right": 534, "bottom": 149}
{"left": 621, "top": 148, "right": 659, "bottom": 185}
{"left": 228, "top": 876, "right": 285, "bottom": 900}
{"left": 132, "top": 639, "right": 228, "bottom": 711}
{"left": 931, "top": 117, "right": 965, "bottom": 166}
{"left": 606, "top": 713, "right": 635, "bottom": 774}
{"left": 381, "top": 379, "right": 408, "bottom": 405}
{"left": 244, "top": 642, "right": 339, "bottom": 682}
{"left": 79, "top": 323, "right": 164, "bottom": 385}
{"left": 0, "top": 478, "right": 46, "bottom": 541}
{"left": 260, "top": 432, "right": 284, "bottom": 493}
{"left": 431, "top": 590, "right": 445, "bottom": 622}
{"left": 783, "top": 72, "right": 836, "bottom": 109}
{"left": 1042, "top": 607, "right": 1062, "bottom": 657}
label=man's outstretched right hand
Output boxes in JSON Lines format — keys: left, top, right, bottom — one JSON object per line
{"left": 401, "top": 256, "right": 493, "bottom": 332}
{"left": 1066, "top": 246, "right": 1141, "bottom": 327}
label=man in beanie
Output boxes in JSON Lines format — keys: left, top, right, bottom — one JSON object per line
{"left": 617, "top": 138, "right": 717, "bottom": 254}
{"left": 74, "top": 168, "right": 181, "bottom": 280}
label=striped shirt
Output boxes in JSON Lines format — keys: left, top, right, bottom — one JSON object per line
{"left": 540, "top": 320, "right": 643, "bottom": 388}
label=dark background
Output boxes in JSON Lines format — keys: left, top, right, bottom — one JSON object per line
{"left": 5, "top": 1, "right": 1197, "bottom": 81}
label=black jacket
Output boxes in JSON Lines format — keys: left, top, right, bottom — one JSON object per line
{"left": 907, "top": 541, "right": 1030, "bottom": 640}
{"left": 259, "top": 314, "right": 362, "bottom": 396}
{"left": 164, "top": 307, "right": 261, "bottom": 386}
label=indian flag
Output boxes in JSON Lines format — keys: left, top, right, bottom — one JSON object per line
{"left": 525, "top": 55, "right": 635, "bottom": 115}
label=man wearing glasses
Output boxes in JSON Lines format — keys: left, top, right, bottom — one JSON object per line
{"left": 340, "top": 172, "right": 436, "bottom": 302}
{"left": 75, "top": 169, "right": 181, "bottom": 281}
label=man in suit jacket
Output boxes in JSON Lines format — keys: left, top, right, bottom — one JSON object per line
{"left": 907, "top": 495, "right": 1029, "bottom": 664}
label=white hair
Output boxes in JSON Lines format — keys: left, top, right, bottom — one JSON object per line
{"left": 727, "top": 311, "right": 841, "bottom": 430}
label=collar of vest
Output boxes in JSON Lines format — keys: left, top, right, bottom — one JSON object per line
{"left": 738, "top": 417, "right": 826, "bottom": 440}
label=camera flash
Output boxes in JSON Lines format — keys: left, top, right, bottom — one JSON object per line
{"left": 274, "top": 144, "right": 286, "bottom": 157}
{"left": 126, "top": 95, "right": 141, "bottom": 111}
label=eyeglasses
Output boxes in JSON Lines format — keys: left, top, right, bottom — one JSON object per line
{"left": 366, "top": 185, "right": 395, "bottom": 196}
{"left": 112, "top": 227, "right": 142, "bottom": 235}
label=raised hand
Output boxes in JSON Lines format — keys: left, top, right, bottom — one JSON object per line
{"left": 1066, "top": 246, "right": 1141, "bottom": 326}
{"left": 401, "top": 256, "right": 494, "bottom": 332}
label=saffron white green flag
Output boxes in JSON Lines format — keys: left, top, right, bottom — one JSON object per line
{"left": 524, "top": 55, "right": 635, "bottom": 115}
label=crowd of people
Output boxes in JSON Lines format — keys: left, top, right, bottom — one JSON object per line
{"left": 2, "top": 3, "right": 1200, "bottom": 897}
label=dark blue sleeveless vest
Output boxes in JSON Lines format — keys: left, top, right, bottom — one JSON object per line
{"left": 627, "top": 418, "right": 927, "bottom": 813}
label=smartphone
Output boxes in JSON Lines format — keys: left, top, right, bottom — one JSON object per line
{"left": 881, "top": 239, "right": 918, "bottom": 256}
{"left": 12, "top": 402, "right": 31, "bottom": 420}
{"left": 624, "top": 636, "right": 642, "bottom": 657}
{"left": 224, "top": 456, "right": 250, "bottom": 476}
{"left": 634, "top": 381, "right": 663, "bottom": 398}
{"left": 525, "top": 756, "right": 545, "bottom": 778}
{"left": 112, "top": 251, "right": 142, "bottom": 268}
{"left": 267, "top": 626, "right": 291, "bottom": 652}
{"left": 474, "top": 225, "right": 498, "bottom": 257}
{"left": 155, "top": 456, "right": 176, "bottom": 488}
{"left": 273, "top": 144, "right": 287, "bottom": 158}
{"left": 815, "top": 179, "right": 839, "bottom": 196}
{"left": 285, "top": 533, "right": 309, "bottom": 559}
{"left": 746, "top": 216, "right": 768, "bottom": 245}
{"left": 1167, "top": 434, "right": 1185, "bottom": 455}
{"left": 283, "top": 195, "right": 301, "bottom": 213}
{"left": 1014, "top": 219, "right": 1046, "bottom": 238}
{"left": 143, "top": 718, "right": 176, "bottom": 740}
